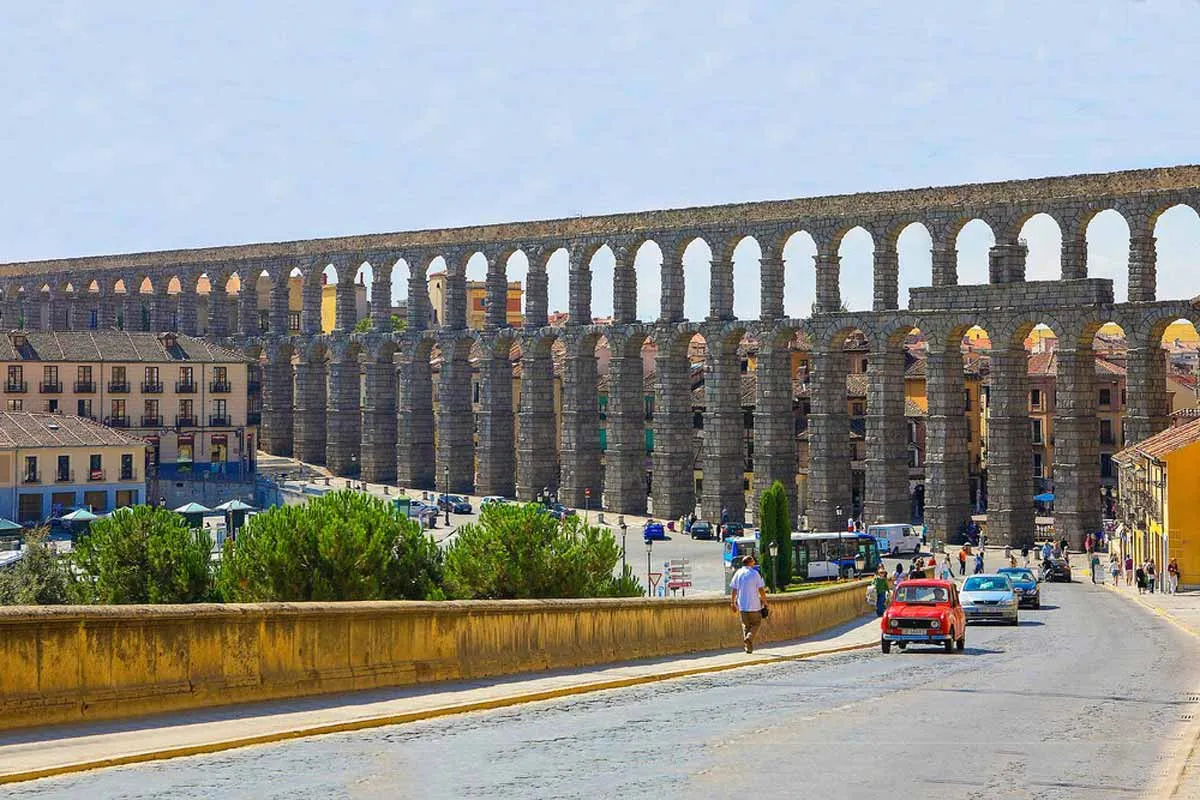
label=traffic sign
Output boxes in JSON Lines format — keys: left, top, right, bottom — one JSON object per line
{"left": 648, "top": 572, "right": 662, "bottom": 591}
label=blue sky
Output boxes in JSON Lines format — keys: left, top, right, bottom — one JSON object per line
{"left": 2, "top": 0, "right": 1198, "bottom": 319}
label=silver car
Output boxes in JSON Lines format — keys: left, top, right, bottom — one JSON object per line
{"left": 960, "top": 574, "right": 1019, "bottom": 625}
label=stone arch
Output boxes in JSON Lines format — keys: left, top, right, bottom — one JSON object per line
{"left": 679, "top": 235, "right": 713, "bottom": 322}
{"left": 1083, "top": 208, "right": 1131, "bottom": 303}
{"left": 781, "top": 229, "right": 818, "bottom": 318}
{"left": 891, "top": 220, "right": 932, "bottom": 310}
{"left": 1018, "top": 212, "right": 1064, "bottom": 281}
{"left": 724, "top": 233, "right": 761, "bottom": 321}
{"left": 585, "top": 242, "right": 615, "bottom": 321}
{"left": 632, "top": 238, "right": 663, "bottom": 323}
{"left": 542, "top": 245, "right": 570, "bottom": 320}
{"left": 834, "top": 226, "right": 874, "bottom": 313}
{"left": 1151, "top": 203, "right": 1200, "bottom": 306}
{"left": 953, "top": 218, "right": 996, "bottom": 286}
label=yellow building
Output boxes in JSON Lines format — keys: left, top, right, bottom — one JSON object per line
{"left": 0, "top": 331, "right": 256, "bottom": 483}
{"left": 0, "top": 411, "right": 148, "bottom": 522}
{"left": 428, "top": 272, "right": 524, "bottom": 329}
{"left": 1113, "top": 418, "right": 1200, "bottom": 588}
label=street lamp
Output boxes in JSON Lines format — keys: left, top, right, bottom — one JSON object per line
{"left": 768, "top": 540, "right": 779, "bottom": 593}
{"left": 645, "top": 538, "right": 653, "bottom": 597}
{"left": 584, "top": 486, "right": 591, "bottom": 521}
{"left": 619, "top": 515, "right": 627, "bottom": 573}
{"left": 443, "top": 465, "right": 450, "bottom": 526}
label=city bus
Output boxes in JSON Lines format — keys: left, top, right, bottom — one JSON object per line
{"left": 722, "top": 534, "right": 759, "bottom": 593}
{"left": 791, "top": 531, "right": 882, "bottom": 580}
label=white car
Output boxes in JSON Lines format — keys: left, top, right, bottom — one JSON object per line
{"left": 867, "top": 523, "right": 922, "bottom": 556}
{"left": 959, "top": 574, "right": 1019, "bottom": 625}
{"left": 480, "top": 496, "right": 508, "bottom": 507}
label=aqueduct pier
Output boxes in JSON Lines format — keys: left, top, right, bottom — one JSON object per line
{"left": 4, "top": 165, "right": 1200, "bottom": 548}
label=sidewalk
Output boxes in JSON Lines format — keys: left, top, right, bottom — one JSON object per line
{"left": 1102, "top": 573, "right": 1200, "bottom": 638}
{"left": 0, "top": 616, "right": 878, "bottom": 786}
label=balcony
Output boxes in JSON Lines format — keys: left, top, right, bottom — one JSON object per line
{"left": 247, "top": 411, "right": 262, "bottom": 425}
{"left": 105, "top": 416, "right": 130, "bottom": 428}
{"left": 38, "top": 381, "right": 62, "bottom": 394}
{"left": 141, "top": 381, "right": 164, "bottom": 394}
{"left": 175, "top": 415, "right": 196, "bottom": 428}
{"left": 108, "top": 381, "right": 130, "bottom": 393}
{"left": 209, "top": 415, "right": 231, "bottom": 427}
{"left": 175, "top": 381, "right": 197, "bottom": 394}
{"left": 88, "top": 468, "right": 105, "bottom": 482}
{"left": 140, "top": 415, "right": 163, "bottom": 427}
{"left": 55, "top": 470, "right": 74, "bottom": 483}
{"left": 22, "top": 471, "right": 41, "bottom": 485}
{"left": 73, "top": 380, "right": 96, "bottom": 393}
{"left": 4, "top": 380, "right": 27, "bottom": 393}
{"left": 209, "top": 380, "right": 231, "bottom": 394}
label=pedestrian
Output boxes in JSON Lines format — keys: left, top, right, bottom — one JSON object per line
{"left": 1021, "top": 543, "right": 1031, "bottom": 566}
{"left": 1004, "top": 544, "right": 1012, "bottom": 564}
{"left": 1147, "top": 560, "right": 1157, "bottom": 593}
{"left": 1135, "top": 563, "right": 1147, "bottom": 594}
{"left": 1041, "top": 541, "right": 1053, "bottom": 562}
{"left": 894, "top": 562, "right": 905, "bottom": 587}
{"left": 847, "top": 515, "right": 855, "bottom": 533}
{"left": 941, "top": 556, "right": 953, "bottom": 581}
{"left": 958, "top": 546, "right": 968, "bottom": 576}
{"left": 1085, "top": 533, "right": 1094, "bottom": 556}
{"left": 974, "top": 551, "right": 984, "bottom": 575}
{"left": 729, "top": 555, "right": 768, "bottom": 654}
{"left": 872, "top": 566, "right": 890, "bottom": 617}
{"left": 1090, "top": 552, "right": 1102, "bottom": 584}
{"left": 1124, "top": 554, "right": 1134, "bottom": 585}
{"left": 1168, "top": 558, "right": 1181, "bottom": 594}
{"left": 1109, "top": 553, "right": 1121, "bottom": 586}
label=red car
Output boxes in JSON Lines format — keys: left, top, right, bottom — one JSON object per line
{"left": 880, "top": 578, "right": 967, "bottom": 653}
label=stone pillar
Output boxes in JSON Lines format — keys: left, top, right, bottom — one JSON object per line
{"left": 1, "top": 295, "right": 20, "bottom": 329}
{"left": 759, "top": 255, "right": 784, "bottom": 321}
{"left": 651, "top": 341, "right": 694, "bottom": 519}
{"left": 261, "top": 355, "right": 295, "bottom": 456}
{"left": 612, "top": 248, "right": 637, "bottom": 324}
{"left": 293, "top": 359, "right": 328, "bottom": 464}
{"left": 207, "top": 290, "right": 231, "bottom": 337}
{"left": 567, "top": 251, "right": 591, "bottom": 326}
{"left": 524, "top": 265, "right": 549, "bottom": 328}
{"left": 301, "top": 278, "right": 322, "bottom": 335}
{"left": 1128, "top": 232, "right": 1157, "bottom": 303}
{"left": 361, "top": 360, "right": 398, "bottom": 484}
{"left": 872, "top": 241, "right": 899, "bottom": 311}
{"left": 807, "top": 348, "right": 852, "bottom": 530}
{"left": 985, "top": 344, "right": 1035, "bottom": 547}
{"left": 700, "top": 343, "right": 744, "bottom": 522}
{"left": 604, "top": 342, "right": 648, "bottom": 514}
{"left": 326, "top": 355, "right": 362, "bottom": 476}
{"left": 864, "top": 345, "right": 910, "bottom": 525}
{"left": 931, "top": 243, "right": 958, "bottom": 287}
{"left": 444, "top": 272, "right": 467, "bottom": 331}
{"left": 396, "top": 348, "right": 435, "bottom": 489}
{"left": 49, "top": 294, "right": 69, "bottom": 330}
{"left": 988, "top": 241, "right": 1028, "bottom": 284}
{"left": 709, "top": 258, "right": 734, "bottom": 321}
{"left": 1125, "top": 344, "right": 1170, "bottom": 446}
{"left": 484, "top": 259, "right": 508, "bottom": 329}
{"left": 1054, "top": 347, "right": 1100, "bottom": 549}
{"left": 660, "top": 252, "right": 685, "bottom": 323}
{"left": 334, "top": 279, "right": 357, "bottom": 333}
{"left": 370, "top": 276, "right": 392, "bottom": 332}
{"left": 516, "top": 347, "right": 558, "bottom": 499}
{"left": 924, "top": 342, "right": 972, "bottom": 542}
{"left": 559, "top": 349, "right": 602, "bottom": 507}
{"left": 752, "top": 341, "right": 798, "bottom": 525}
{"left": 813, "top": 251, "right": 841, "bottom": 314}
{"left": 151, "top": 290, "right": 174, "bottom": 331}
{"left": 1061, "top": 225, "right": 1088, "bottom": 280}
{"left": 408, "top": 271, "right": 430, "bottom": 332}
{"left": 269, "top": 281, "right": 289, "bottom": 336}
{"left": 475, "top": 346, "right": 515, "bottom": 498}
{"left": 178, "top": 288, "right": 200, "bottom": 335}
{"left": 437, "top": 340, "right": 474, "bottom": 493}
{"left": 238, "top": 286, "right": 259, "bottom": 337}
{"left": 96, "top": 294, "right": 117, "bottom": 330}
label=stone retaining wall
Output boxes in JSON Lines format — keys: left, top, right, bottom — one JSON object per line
{"left": 0, "top": 582, "right": 867, "bottom": 731}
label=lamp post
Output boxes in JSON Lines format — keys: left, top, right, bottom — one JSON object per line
{"left": 443, "top": 465, "right": 450, "bottom": 527}
{"left": 619, "top": 515, "right": 627, "bottom": 573}
{"left": 768, "top": 540, "right": 779, "bottom": 593}
{"left": 645, "top": 538, "right": 653, "bottom": 597}
{"left": 584, "top": 486, "right": 591, "bottom": 522}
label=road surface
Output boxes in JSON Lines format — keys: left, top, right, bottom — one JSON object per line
{"left": 8, "top": 577, "right": 1198, "bottom": 799}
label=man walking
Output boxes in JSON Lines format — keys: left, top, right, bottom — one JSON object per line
{"left": 872, "top": 566, "right": 890, "bottom": 617}
{"left": 729, "top": 555, "right": 768, "bottom": 654}
{"left": 958, "top": 546, "right": 968, "bottom": 576}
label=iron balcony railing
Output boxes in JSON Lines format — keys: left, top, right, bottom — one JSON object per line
{"left": 4, "top": 380, "right": 27, "bottom": 393}
{"left": 105, "top": 416, "right": 130, "bottom": 428}
{"left": 38, "top": 381, "right": 62, "bottom": 393}
{"left": 108, "top": 381, "right": 130, "bottom": 393}
{"left": 141, "top": 381, "right": 164, "bottom": 394}
{"left": 175, "top": 381, "right": 197, "bottom": 393}
{"left": 73, "top": 380, "right": 96, "bottom": 393}
{"left": 209, "top": 380, "right": 232, "bottom": 394}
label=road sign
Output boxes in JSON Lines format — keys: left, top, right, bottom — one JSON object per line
{"left": 648, "top": 572, "right": 662, "bottom": 591}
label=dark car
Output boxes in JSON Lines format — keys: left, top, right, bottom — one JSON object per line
{"left": 721, "top": 522, "right": 746, "bottom": 541}
{"left": 690, "top": 520, "right": 714, "bottom": 540}
{"left": 998, "top": 566, "right": 1041, "bottom": 608}
{"left": 1041, "top": 557, "right": 1072, "bottom": 583}
{"left": 436, "top": 494, "right": 473, "bottom": 514}
{"left": 548, "top": 503, "right": 576, "bottom": 521}
{"left": 643, "top": 519, "right": 666, "bottom": 540}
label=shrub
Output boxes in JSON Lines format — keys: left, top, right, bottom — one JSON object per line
{"left": 0, "top": 528, "right": 71, "bottom": 605}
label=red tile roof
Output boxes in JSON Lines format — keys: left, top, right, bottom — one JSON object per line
{"left": 1113, "top": 417, "right": 1200, "bottom": 462}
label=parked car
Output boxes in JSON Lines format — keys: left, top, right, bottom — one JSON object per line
{"left": 480, "top": 496, "right": 508, "bottom": 507}
{"left": 867, "top": 523, "right": 922, "bottom": 556}
{"left": 690, "top": 520, "right": 714, "bottom": 540}
{"left": 436, "top": 494, "right": 473, "bottom": 514}
{"left": 548, "top": 503, "right": 576, "bottom": 521}
{"left": 409, "top": 501, "right": 439, "bottom": 528}
{"left": 880, "top": 578, "right": 966, "bottom": 653}
{"left": 960, "top": 574, "right": 1019, "bottom": 625}
{"left": 721, "top": 522, "right": 746, "bottom": 541}
{"left": 643, "top": 519, "right": 666, "bottom": 540}
{"left": 997, "top": 566, "right": 1041, "bottom": 609}
{"left": 1041, "top": 557, "right": 1072, "bottom": 583}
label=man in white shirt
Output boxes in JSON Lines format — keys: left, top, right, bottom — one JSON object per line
{"left": 729, "top": 555, "right": 769, "bottom": 653}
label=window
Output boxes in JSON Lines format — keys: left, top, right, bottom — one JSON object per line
{"left": 1030, "top": 388, "right": 1042, "bottom": 410}
{"left": 1100, "top": 419, "right": 1114, "bottom": 445}
{"left": 6, "top": 399, "right": 22, "bottom": 411}
{"left": 56, "top": 455, "right": 70, "bottom": 482}
{"left": 75, "top": 365, "right": 94, "bottom": 392}
{"left": 964, "top": 389, "right": 972, "bottom": 411}
{"left": 43, "top": 365, "right": 58, "bottom": 385}
{"left": 143, "top": 399, "right": 160, "bottom": 426}
{"left": 45, "top": 399, "right": 59, "bottom": 414}
{"left": 178, "top": 434, "right": 195, "bottom": 463}
{"left": 6, "top": 365, "right": 23, "bottom": 391}
{"left": 179, "top": 366, "right": 194, "bottom": 388}
{"left": 143, "top": 366, "right": 161, "bottom": 392}
{"left": 120, "top": 453, "right": 134, "bottom": 481}
{"left": 89, "top": 308, "right": 98, "bottom": 329}
{"left": 212, "top": 398, "right": 228, "bottom": 425}
{"left": 110, "top": 399, "right": 126, "bottom": 425}
{"left": 110, "top": 366, "right": 128, "bottom": 392}
{"left": 644, "top": 396, "right": 654, "bottom": 421}
{"left": 1099, "top": 388, "right": 1112, "bottom": 407}
{"left": 851, "top": 402, "right": 865, "bottom": 417}
{"left": 1030, "top": 419, "right": 1043, "bottom": 445}
{"left": 1121, "top": 388, "right": 1127, "bottom": 407}
{"left": 288, "top": 311, "right": 301, "bottom": 332}
{"left": 693, "top": 411, "right": 704, "bottom": 430}
{"left": 1101, "top": 453, "right": 1114, "bottom": 479}
{"left": 77, "top": 398, "right": 93, "bottom": 418}
{"left": 472, "top": 382, "right": 480, "bottom": 404}
{"left": 1032, "top": 453, "right": 1043, "bottom": 478}
{"left": 89, "top": 453, "right": 103, "bottom": 481}
{"left": 211, "top": 434, "right": 229, "bottom": 463}
{"left": 23, "top": 455, "right": 38, "bottom": 483}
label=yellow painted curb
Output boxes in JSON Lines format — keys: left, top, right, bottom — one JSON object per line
{"left": 0, "top": 637, "right": 876, "bottom": 786}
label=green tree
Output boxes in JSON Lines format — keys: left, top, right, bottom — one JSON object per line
{"left": 218, "top": 490, "right": 441, "bottom": 602}
{"left": 0, "top": 529, "right": 71, "bottom": 605}
{"left": 71, "top": 506, "right": 215, "bottom": 604}
{"left": 758, "top": 481, "right": 793, "bottom": 590}
{"left": 443, "top": 503, "right": 643, "bottom": 599}
{"left": 353, "top": 314, "right": 407, "bottom": 333}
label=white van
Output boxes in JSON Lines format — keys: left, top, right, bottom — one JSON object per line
{"left": 868, "top": 523, "right": 922, "bottom": 556}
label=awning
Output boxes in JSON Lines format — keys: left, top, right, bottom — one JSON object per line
{"left": 1034, "top": 493, "right": 1056, "bottom": 502}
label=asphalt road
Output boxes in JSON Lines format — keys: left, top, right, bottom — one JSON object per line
{"left": 9, "top": 578, "right": 1199, "bottom": 800}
